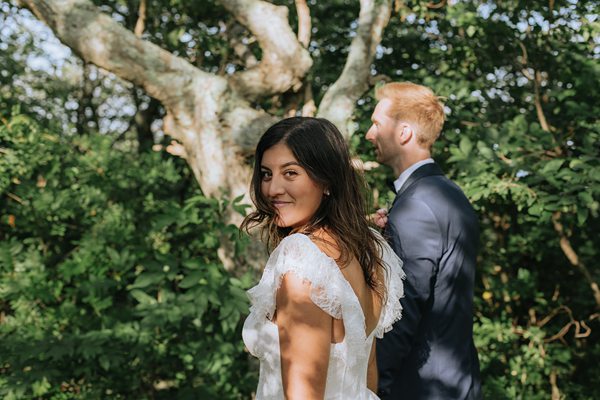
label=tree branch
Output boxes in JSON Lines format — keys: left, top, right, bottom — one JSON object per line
{"left": 134, "top": 0, "right": 146, "bottom": 38}
{"left": 520, "top": 37, "right": 599, "bottom": 308}
{"left": 294, "top": 0, "right": 316, "bottom": 116}
{"left": 302, "top": 83, "right": 316, "bottom": 117}
{"left": 426, "top": 0, "right": 447, "bottom": 9}
{"left": 317, "top": 0, "right": 392, "bottom": 138}
{"left": 18, "top": 0, "right": 209, "bottom": 113}
{"left": 18, "top": 0, "right": 272, "bottom": 164}
{"left": 295, "top": 0, "right": 311, "bottom": 48}
{"left": 516, "top": 43, "right": 599, "bottom": 307}
{"left": 550, "top": 370, "right": 560, "bottom": 400}
{"left": 551, "top": 212, "right": 600, "bottom": 308}
{"left": 518, "top": 40, "right": 561, "bottom": 154}
{"left": 229, "top": 22, "right": 259, "bottom": 69}
{"left": 533, "top": 70, "right": 552, "bottom": 133}
{"left": 15, "top": 0, "right": 298, "bottom": 273}
{"left": 219, "top": 0, "right": 312, "bottom": 100}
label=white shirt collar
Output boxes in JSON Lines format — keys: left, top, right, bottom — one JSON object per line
{"left": 393, "top": 158, "right": 434, "bottom": 193}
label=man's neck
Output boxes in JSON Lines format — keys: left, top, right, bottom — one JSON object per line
{"left": 393, "top": 152, "right": 432, "bottom": 177}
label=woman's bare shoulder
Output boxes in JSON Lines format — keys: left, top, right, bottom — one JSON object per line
{"left": 308, "top": 228, "right": 342, "bottom": 261}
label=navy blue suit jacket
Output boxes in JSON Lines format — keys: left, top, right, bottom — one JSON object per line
{"left": 377, "top": 162, "right": 482, "bottom": 400}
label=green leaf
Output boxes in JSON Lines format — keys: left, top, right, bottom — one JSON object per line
{"left": 179, "top": 271, "right": 204, "bottom": 289}
{"left": 182, "top": 259, "right": 203, "bottom": 270}
{"left": 460, "top": 136, "right": 473, "bottom": 156}
{"left": 529, "top": 203, "right": 543, "bottom": 216}
{"left": 31, "top": 377, "right": 51, "bottom": 396}
{"left": 577, "top": 207, "right": 588, "bottom": 225}
{"left": 99, "top": 355, "right": 111, "bottom": 371}
{"left": 232, "top": 193, "right": 245, "bottom": 204}
{"left": 541, "top": 159, "right": 564, "bottom": 174}
{"left": 476, "top": 141, "right": 494, "bottom": 159}
{"left": 578, "top": 191, "right": 593, "bottom": 206}
{"left": 130, "top": 289, "right": 157, "bottom": 305}
{"left": 569, "top": 159, "right": 584, "bottom": 169}
{"left": 130, "top": 272, "right": 163, "bottom": 289}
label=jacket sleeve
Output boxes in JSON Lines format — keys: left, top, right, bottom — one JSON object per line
{"left": 377, "top": 197, "right": 443, "bottom": 397}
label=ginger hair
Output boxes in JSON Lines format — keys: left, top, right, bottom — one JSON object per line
{"left": 376, "top": 82, "right": 445, "bottom": 149}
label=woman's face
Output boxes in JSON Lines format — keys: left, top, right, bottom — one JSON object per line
{"left": 260, "top": 142, "right": 325, "bottom": 229}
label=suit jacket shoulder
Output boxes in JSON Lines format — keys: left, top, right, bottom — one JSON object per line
{"left": 395, "top": 163, "right": 476, "bottom": 223}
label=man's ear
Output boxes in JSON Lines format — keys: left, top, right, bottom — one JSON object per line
{"left": 398, "top": 123, "right": 413, "bottom": 145}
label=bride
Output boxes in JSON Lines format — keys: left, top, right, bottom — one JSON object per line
{"left": 241, "top": 117, "right": 404, "bottom": 399}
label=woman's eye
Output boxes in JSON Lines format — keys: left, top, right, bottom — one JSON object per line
{"left": 260, "top": 171, "right": 272, "bottom": 180}
{"left": 284, "top": 170, "right": 298, "bottom": 177}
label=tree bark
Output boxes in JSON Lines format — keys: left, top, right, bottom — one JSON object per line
{"left": 220, "top": 0, "right": 313, "bottom": 100}
{"left": 317, "top": 0, "right": 392, "bottom": 139}
{"left": 18, "top": 0, "right": 281, "bottom": 197}
{"left": 134, "top": 0, "right": 146, "bottom": 38}
{"left": 295, "top": 0, "right": 311, "bottom": 48}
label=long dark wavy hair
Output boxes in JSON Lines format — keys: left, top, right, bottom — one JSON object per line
{"left": 240, "top": 117, "right": 387, "bottom": 299}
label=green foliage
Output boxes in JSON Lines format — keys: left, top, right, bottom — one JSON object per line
{"left": 0, "top": 110, "right": 256, "bottom": 399}
{"left": 353, "top": 1, "right": 600, "bottom": 398}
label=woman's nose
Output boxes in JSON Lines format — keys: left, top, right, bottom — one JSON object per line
{"left": 266, "top": 175, "right": 285, "bottom": 197}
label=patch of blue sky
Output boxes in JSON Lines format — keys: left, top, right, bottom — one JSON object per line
{"left": 1, "top": 8, "right": 72, "bottom": 75}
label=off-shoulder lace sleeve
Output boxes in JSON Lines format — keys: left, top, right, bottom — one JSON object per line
{"left": 373, "top": 231, "right": 406, "bottom": 338}
{"left": 246, "top": 234, "right": 344, "bottom": 321}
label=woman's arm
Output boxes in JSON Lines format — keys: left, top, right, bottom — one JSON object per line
{"left": 276, "top": 272, "right": 332, "bottom": 400}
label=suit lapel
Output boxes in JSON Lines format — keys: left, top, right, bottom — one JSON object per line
{"left": 391, "top": 162, "right": 445, "bottom": 207}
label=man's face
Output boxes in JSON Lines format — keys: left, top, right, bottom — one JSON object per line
{"left": 365, "top": 98, "right": 401, "bottom": 167}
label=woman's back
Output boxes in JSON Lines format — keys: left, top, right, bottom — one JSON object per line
{"left": 311, "top": 230, "right": 383, "bottom": 340}
{"left": 242, "top": 232, "right": 404, "bottom": 399}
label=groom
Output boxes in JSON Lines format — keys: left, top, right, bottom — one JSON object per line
{"left": 366, "top": 82, "right": 482, "bottom": 399}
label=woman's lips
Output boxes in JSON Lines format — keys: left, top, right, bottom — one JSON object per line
{"left": 272, "top": 201, "right": 292, "bottom": 209}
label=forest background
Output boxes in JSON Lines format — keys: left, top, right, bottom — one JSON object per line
{"left": 1, "top": 0, "right": 599, "bottom": 399}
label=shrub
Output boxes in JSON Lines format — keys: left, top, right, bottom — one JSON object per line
{"left": 0, "top": 110, "right": 256, "bottom": 399}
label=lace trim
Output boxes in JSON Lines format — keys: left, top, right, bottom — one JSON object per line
{"left": 246, "top": 234, "right": 344, "bottom": 321}
{"left": 373, "top": 233, "right": 405, "bottom": 338}
{"left": 246, "top": 232, "right": 405, "bottom": 366}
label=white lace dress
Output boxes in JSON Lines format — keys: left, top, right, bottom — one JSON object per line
{"left": 242, "top": 233, "right": 405, "bottom": 399}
